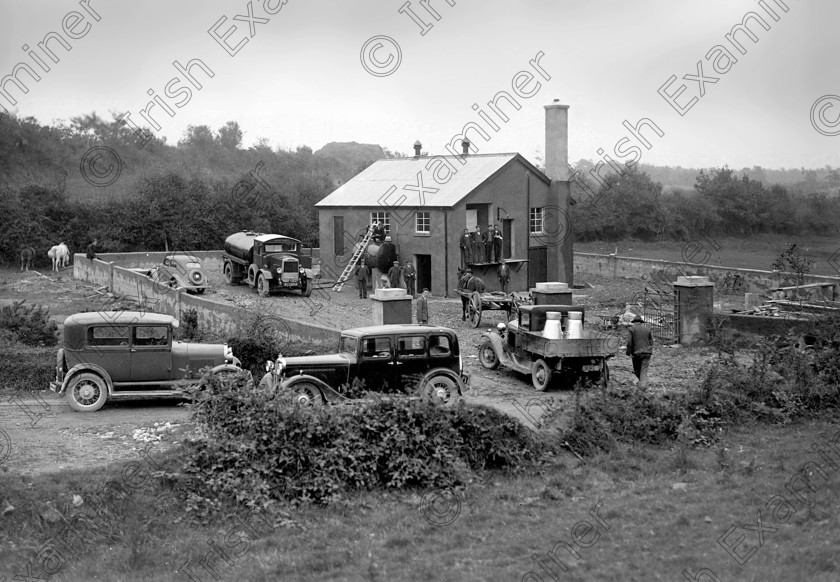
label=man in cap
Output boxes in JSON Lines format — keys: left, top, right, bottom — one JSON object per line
{"left": 460, "top": 228, "right": 473, "bottom": 266}
{"left": 402, "top": 259, "right": 417, "bottom": 297}
{"left": 492, "top": 224, "right": 503, "bottom": 262}
{"left": 388, "top": 260, "right": 402, "bottom": 289}
{"left": 354, "top": 258, "right": 370, "bottom": 299}
{"left": 497, "top": 259, "right": 511, "bottom": 293}
{"left": 484, "top": 224, "right": 494, "bottom": 263}
{"left": 625, "top": 315, "right": 653, "bottom": 390}
{"left": 472, "top": 226, "right": 483, "bottom": 263}
{"left": 416, "top": 288, "right": 429, "bottom": 324}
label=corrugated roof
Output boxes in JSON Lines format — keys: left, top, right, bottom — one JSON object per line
{"left": 316, "top": 153, "right": 545, "bottom": 208}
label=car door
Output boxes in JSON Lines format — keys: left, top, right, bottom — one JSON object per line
{"left": 85, "top": 324, "right": 131, "bottom": 382}
{"left": 356, "top": 335, "right": 395, "bottom": 391}
{"left": 395, "top": 335, "right": 430, "bottom": 391}
{"left": 130, "top": 325, "right": 173, "bottom": 384}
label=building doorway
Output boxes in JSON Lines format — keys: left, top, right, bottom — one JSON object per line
{"left": 502, "top": 219, "right": 513, "bottom": 259}
{"left": 528, "top": 246, "right": 547, "bottom": 287}
{"left": 416, "top": 255, "right": 432, "bottom": 294}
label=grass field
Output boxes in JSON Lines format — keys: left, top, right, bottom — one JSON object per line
{"left": 1, "top": 417, "right": 838, "bottom": 581}
{"left": 576, "top": 234, "right": 840, "bottom": 276}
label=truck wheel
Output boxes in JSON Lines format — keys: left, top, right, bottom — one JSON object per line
{"left": 478, "top": 340, "right": 500, "bottom": 370}
{"left": 257, "top": 275, "right": 271, "bottom": 297}
{"left": 532, "top": 359, "right": 552, "bottom": 392}
{"left": 301, "top": 278, "right": 312, "bottom": 297}
{"left": 223, "top": 262, "right": 237, "bottom": 285}
{"left": 65, "top": 372, "right": 108, "bottom": 412}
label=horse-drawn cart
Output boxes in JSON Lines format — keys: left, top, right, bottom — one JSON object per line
{"left": 455, "top": 289, "right": 531, "bottom": 328}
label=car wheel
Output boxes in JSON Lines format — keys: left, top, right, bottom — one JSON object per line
{"left": 65, "top": 373, "right": 108, "bottom": 412}
{"left": 301, "top": 278, "right": 312, "bottom": 297}
{"left": 422, "top": 374, "right": 460, "bottom": 407}
{"left": 478, "top": 340, "right": 500, "bottom": 370}
{"left": 223, "top": 262, "right": 236, "bottom": 285}
{"left": 257, "top": 275, "right": 270, "bottom": 297}
{"left": 532, "top": 358, "right": 553, "bottom": 392}
{"left": 292, "top": 381, "right": 324, "bottom": 406}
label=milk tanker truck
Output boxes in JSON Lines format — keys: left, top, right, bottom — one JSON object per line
{"left": 222, "top": 231, "right": 314, "bottom": 297}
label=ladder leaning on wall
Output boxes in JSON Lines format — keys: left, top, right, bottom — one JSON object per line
{"left": 332, "top": 228, "right": 374, "bottom": 292}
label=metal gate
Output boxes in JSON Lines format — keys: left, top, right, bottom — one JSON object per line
{"left": 643, "top": 287, "right": 677, "bottom": 343}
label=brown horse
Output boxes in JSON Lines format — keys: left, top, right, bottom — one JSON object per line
{"left": 457, "top": 267, "right": 486, "bottom": 321}
{"left": 20, "top": 247, "right": 35, "bottom": 271}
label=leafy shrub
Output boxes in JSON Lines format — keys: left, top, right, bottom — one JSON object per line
{"left": 0, "top": 300, "right": 58, "bottom": 347}
{"left": 182, "top": 373, "right": 543, "bottom": 506}
{"left": 0, "top": 343, "right": 55, "bottom": 391}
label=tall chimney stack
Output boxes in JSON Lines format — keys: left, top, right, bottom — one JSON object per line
{"left": 544, "top": 100, "right": 569, "bottom": 181}
{"left": 461, "top": 139, "right": 470, "bottom": 156}
{"left": 543, "top": 100, "right": 573, "bottom": 286}
{"left": 413, "top": 140, "right": 422, "bottom": 157}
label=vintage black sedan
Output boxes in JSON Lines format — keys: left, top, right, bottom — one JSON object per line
{"left": 260, "top": 324, "right": 469, "bottom": 406}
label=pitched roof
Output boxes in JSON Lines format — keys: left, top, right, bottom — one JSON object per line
{"left": 316, "top": 153, "right": 549, "bottom": 208}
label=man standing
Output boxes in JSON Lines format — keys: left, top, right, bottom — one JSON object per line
{"left": 460, "top": 228, "right": 472, "bottom": 266}
{"left": 416, "top": 288, "right": 429, "bottom": 324}
{"left": 402, "top": 259, "right": 417, "bottom": 297}
{"left": 484, "top": 224, "right": 493, "bottom": 263}
{"left": 497, "top": 259, "right": 511, "bottom": 293}
{"left": 492, "top": 224, "right": 503, "bottom": 262}
{"left": 388, "top": 260, "right": 402, "bottom": 289}
{"left": 472, "top": 226, "right": 483, "bottom": 263}
{"left": 354, "top": 259, "right": 370, "bottom": 299}
{"left": 626, "top": 315, "right": 653, "bottom": 390}
{"left": 86, "top": 239, "right": 99, "bottom": 261}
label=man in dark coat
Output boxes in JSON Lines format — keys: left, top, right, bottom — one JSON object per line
{"left": 402, "top": 259, "right": 417, "bottom": 296}
{"left": 625, "top": 315, "right": 653, "bottom": 390}
{"left": 86, "top": 239, "right": 99, "bottom": 260}
{"left": 354, "top": 259, "right": 370, "bottom": 298}
{"left": 492, "top": 224, "right": 503, "bottom": 262}
{"left": 416, "top": 288, "right": 429, "bottom": 324}
{"left": 388, "top": 260, "right": 402, "bottom": 289}
{"left": 472, "top": 226, "right": 483, "bottom": 263}
{"left": 459, "top": 228, "right": 472, "bottom": 266}
{"left": 484, "top": 224, "right": 493, "bottom": 263}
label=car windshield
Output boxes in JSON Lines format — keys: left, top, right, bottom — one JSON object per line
{"left": 265, "top": 242, "right": 297, "bottom": 253}
{"left": 185, "top": 262, "right": 201, "bottom": 268}
{"left": 339, "top": 336, "right": 357, "bottom": 355}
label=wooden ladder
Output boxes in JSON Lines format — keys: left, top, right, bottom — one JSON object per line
{"left": 332, "top": 228, "right": 374, "bottom": 292}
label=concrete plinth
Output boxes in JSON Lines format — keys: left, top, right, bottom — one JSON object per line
{"left": 371, "top": 287, "right": 412, "bottom": 325}
{"left": 531, "top": 281, "right": 572, "bottom": 306}
{"left": 674, "top": 276, "right": 714, "bottom": 346}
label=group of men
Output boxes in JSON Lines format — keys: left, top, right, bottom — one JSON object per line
{"left": 352, "top": 258, "right": 418, "bottom": 298}
{"left": 460, "top": 224, "right": 503, "bottom": 265}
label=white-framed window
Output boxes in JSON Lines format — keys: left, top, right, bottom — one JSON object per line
{"left": 415, "top": 211, "right": 430, "bottom": 234}
{"left": 370, "top": 212, "right": 391, "bottom": 233}
{"left": 529, "top": 207, "right": 544, "bottom": 234}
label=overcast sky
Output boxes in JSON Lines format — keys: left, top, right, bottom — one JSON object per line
{"left": 1, "top": 0, "right": 837, "bottom": 170}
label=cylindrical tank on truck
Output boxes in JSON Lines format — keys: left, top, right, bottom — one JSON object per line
{"left": 221, "top": 231, "right": 314, "bottom": 297}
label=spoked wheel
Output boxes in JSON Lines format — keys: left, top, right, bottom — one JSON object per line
{"left": 478, "top": 340, "right": 500, "bottom": 370}
{"left": 421, "top": 374, "right": 460, "bottom": 407}
{"left": 469, "top": 291, "right": 483, "bottom": 328}
{"left": 257, "top": 275, "right": 271, "bottom": 297}
{"left": 292, "top": 381, "right": 324, "bottom": 406}
{"left": 65, "top": 373, "right": 108, "bottom": 412}
{"left": 531, "top": 358, "right": 553, "bottom": 392}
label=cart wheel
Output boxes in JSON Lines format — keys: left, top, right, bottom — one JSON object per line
{"left": 478, "top": 339, "right": 500, "bottom": 370}
{"left": 532, "top": 358, "right": 552, "bottom": 392}
{"left": 469, "top": 291, "right": 482, "bottom": 328}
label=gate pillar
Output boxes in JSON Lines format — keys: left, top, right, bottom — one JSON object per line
{"left": 674, "top": 276, "right": 715, "bottom": 346}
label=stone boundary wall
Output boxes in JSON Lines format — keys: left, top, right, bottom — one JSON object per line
{"left": 574, "top": 252, "right": 840, "bottom": 298}
{"left": 73, "top": 253, "right": 339, "bottom": 348}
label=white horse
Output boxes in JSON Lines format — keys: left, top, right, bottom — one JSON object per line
{"left": 47, "top": 243, "right": 70, "bottom": 272}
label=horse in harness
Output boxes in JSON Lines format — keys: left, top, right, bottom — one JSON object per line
{"left": 456, "top": 267, "right": 486, "bottom": 321}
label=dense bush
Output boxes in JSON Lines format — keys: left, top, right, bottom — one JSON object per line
{"left": 182, "top": 373, "right": 544, "bottom": 505}
{"left": 0, "top": 338, "right": 55, "bottom": 391}
{"left": 0, "top": 300, "right": 58, "bottom": 347}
